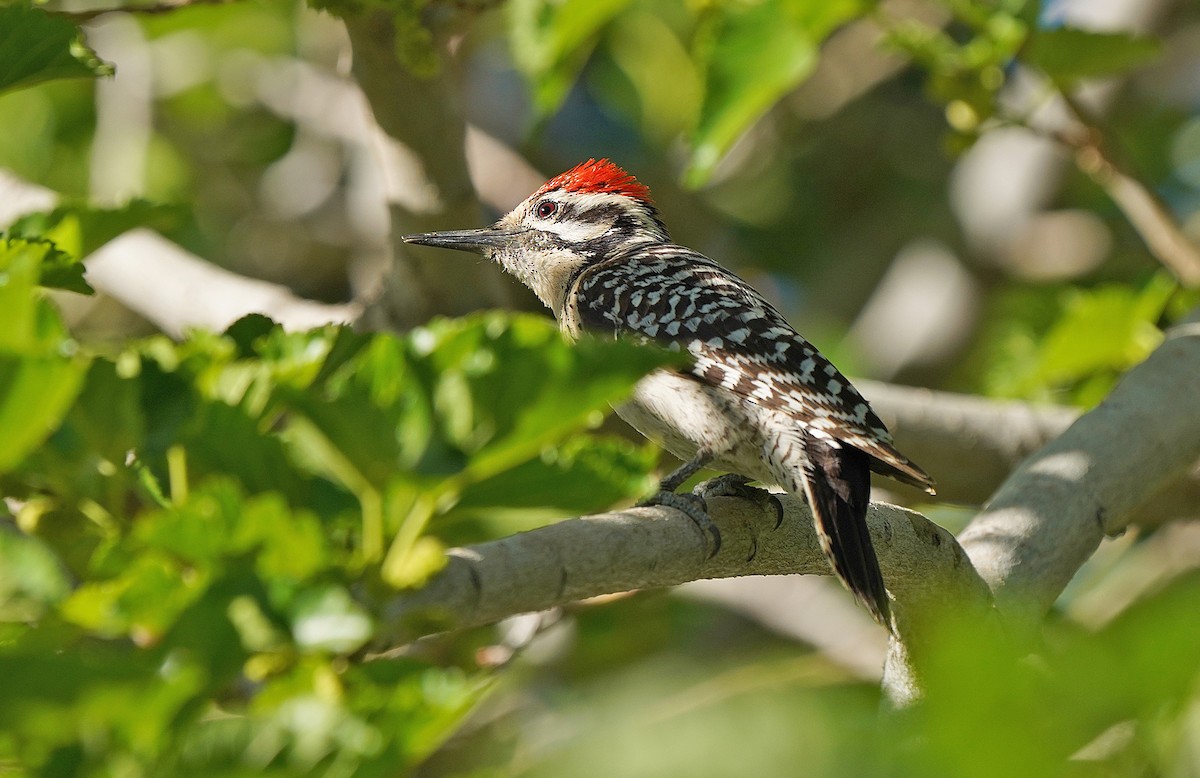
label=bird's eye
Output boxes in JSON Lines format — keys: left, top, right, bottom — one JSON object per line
{"left": 535, "top": 200, "right": 558, "bottom": 219}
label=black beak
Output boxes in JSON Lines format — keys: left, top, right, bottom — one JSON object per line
{"left": 401, "top": 227, "right": 520, "bottom": 253}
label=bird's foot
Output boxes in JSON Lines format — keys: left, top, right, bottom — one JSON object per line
{"left": 639, "top": 490, "right": 721, "bottom": 558}
{"left": 694, "top": 474, "right": 785, "bottom": 529}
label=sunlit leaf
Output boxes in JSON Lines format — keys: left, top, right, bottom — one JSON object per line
{"left": 0, "top": 239, "right": 89, "bottom": 472}
{"left": 1036, "top": 275, "right": 1174, "bottom": 385}
{"left": 507, "top": 0, "right": 633, "bottom": 114}
{"left": 411, "top": 313, "right": 679, "bottom": 480}
{"left": 345, "top": 661, "right": 494, "bottom": 766}
{"left": 0, "top": 355, "right": 89, "bottom": 474}
{"left": 977, "top": 275, "right": 1176, "bottom": 404}
{"left": 686, "top": 0, "right": 864, "bottom": 187}
{"left": 0, "top": 238, "right": 83, "bottom": 350}
{"left": 598, "top": 11, "right": 702, "bottom": 143}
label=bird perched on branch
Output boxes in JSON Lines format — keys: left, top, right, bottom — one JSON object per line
{"left": 403, "top": 159, "right": 934, "bottom": 627}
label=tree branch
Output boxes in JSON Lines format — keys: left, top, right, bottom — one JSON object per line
{"left": 374, "top": 494, "right": 992, "bottom": 657}
{"left": 1053, "top": 93, "right": 1200, "bottom": 288}
{"left": 860, "top": 379, "right": 1200, "bottom": 527}
{"left": 83, "top": 229, "right": 360, "bottom": 335}
{"left": 957, "top": 314, "right": 1200, "bottom": 629}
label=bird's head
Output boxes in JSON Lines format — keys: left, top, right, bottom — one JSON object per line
{"left": 403, "top": 159, "right": 668, "bottom": 316}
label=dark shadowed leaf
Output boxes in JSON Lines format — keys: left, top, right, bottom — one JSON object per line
{"left": 1025, "top": 27, "right": 1161, "bottom": 85}
{"left": 0, "top": 526, "right": 71, "bottom": 621}
{"left": 0, "top": 6, "right": 113, "bottom": 95}
{"left": 450, "top": 435, "right": 657, "bottom": 533}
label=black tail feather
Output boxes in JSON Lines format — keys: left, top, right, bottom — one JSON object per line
{"left": 802, "top": 432, "right": 891, "bottom": 627}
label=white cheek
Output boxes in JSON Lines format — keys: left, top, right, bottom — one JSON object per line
{"left": 546, "top": 219, "right": 608, "bottom": 243}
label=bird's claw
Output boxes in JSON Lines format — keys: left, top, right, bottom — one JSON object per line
{"left": 639, "top": 490, "right": 721, "bottom": 558}
{"left": 694, "top": 474, "right": 785, "bottom": 528}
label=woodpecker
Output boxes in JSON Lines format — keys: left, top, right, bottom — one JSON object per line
{"left": 403, "top": 159, "right": 934, "bottom": 627}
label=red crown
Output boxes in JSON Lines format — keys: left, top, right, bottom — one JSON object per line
{"left": 534, "top": 159, "right": 653, "bottom": 203}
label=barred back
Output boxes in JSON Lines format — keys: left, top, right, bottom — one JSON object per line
{"left": 571, "top": 244, "right": 934, "bottom": 492}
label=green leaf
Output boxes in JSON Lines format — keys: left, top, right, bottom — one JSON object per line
{"left": 0, "top": 240, "right": 89, "bottom": 472}
{"left": 0, "top": 354, "right": 89, "bottom": 473}
{"left": 344, "top": 661, "right": 493, "bottom": 767}
{"left": 130, "top": 484, "right": 330, "bottom": 590}
{"left": 392, "top": 2, "right": 438, "bottom": 77}
{"left": 281, "top": 377, "right": 417, "bottom": 493}
{"left": 979, "top": 275, "right": 1176, "bottom": 403}
{"left": 411, "top": 313, "right": 679, "bottom": 481}
{"left": 686, "top": 0, "right": 864, "bottom": 187}
{"left": 507, "top": 0, "right": 633, "bottom": 114}
{"left": 0, "top": 6, "right": 114, "bottom": 96}
{"left": 0, "top": 238, "right": 85, "bottom": 348}
{"left": 451, "top": 434, "right": 657, "bottom": 532}
{"left": 37, "top": 250, "right": 93, "bottom": 294}
{"left": 223, "top": 313, "right": 278, "bottom": 358}
{"left": 1036, "top": 275, "right": 1174, "bottom": 386}
{"left": 233, "top": 495, "right": 330, "bottom": 582}
{"left": 2, "top": 224, "right": 94, "bottom": 294}
{"left": 1035, "top": 572, "right": 1200, "bottom": 751}
{"left": 0, "top": 641, "right": 205, "bottom": 772}
{"left": 284, "top": 314, "right": 677, "bottom": 493}
{"left": 67, "top": 359, "right": 145, "bottom": 467}
{"left": 9, "top": 199, "right": 184, "bottom": 261}
{"left": 1025, "top": 27, "right": 1161, "bottom": 86}
{"left": 61, "top": 551, "right": 207, "bottom": 638}
{"left": 184, "top": 399, "right": 316, "bottom": 503}
{"left": 0, "top": 526, "right": 72, "bottom": 621}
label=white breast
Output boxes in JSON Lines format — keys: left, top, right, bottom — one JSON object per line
{"left": 614, "top": 369, "right": 776, "bottom": 485}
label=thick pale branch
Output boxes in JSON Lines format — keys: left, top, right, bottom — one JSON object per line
{"left": 958, "top": 316, "right": 1200, "bottom": 626}
{"left": 84, "top": 229, "right": 360, "bottom": 335}
{"left": 861, "top": 380, "right": 1200, "bottom": 526}
{"left": 376, "top": 494, "right": 992, "bottom": 650}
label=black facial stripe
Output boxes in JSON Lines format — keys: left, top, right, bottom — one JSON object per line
{"left": 573, "top": 203, "right": 624, "bottom": 225}
{"left": 536, "top": 231, "right": 576, "bottom": 253}
{"left": 576, "top": 232, "right": 626, "bottom": 260}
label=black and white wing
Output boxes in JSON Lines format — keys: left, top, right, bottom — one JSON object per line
{"left": 571, "top": 243, "right": 934, "bottom": 492}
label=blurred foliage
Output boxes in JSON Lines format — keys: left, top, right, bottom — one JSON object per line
{"left": 2, "top": 0, "right": 1200, "bottom": 775}
{"left": 507, "top": 0, "right": 866, "bottom": 185}
{"left": 425, "top": 570, "right": 1200, "bottom": 777}
{"left": 977, "top": 271, "right": 1179, "bottom": 405}
{"left": 0, "top": 224, "right": 670, "bottom": 773}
